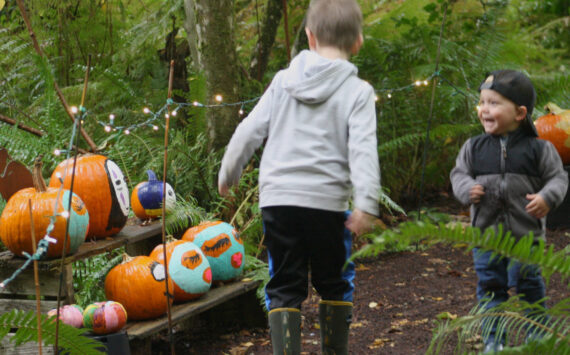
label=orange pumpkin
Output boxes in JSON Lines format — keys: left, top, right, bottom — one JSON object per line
{"left": 49, "top": 154, "right": 129, "bottom": 239}
{"left": 535, "top": 103, "right": 570, "bottom": 165}
{"left": 105, "top": 255, "right": 173, "bottom": 320}
{"left": 0, "top": 157, "right": 89, "bottom": 258}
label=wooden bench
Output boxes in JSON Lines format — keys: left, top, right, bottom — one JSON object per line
{"left": 0, "top": 220, "right": 265, "bottom": 353}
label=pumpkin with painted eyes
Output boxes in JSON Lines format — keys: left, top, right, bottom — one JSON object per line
{"left": 181, "top": 221, "right": 244, "bottom": 281}
{"left": 131, "top": 170, "right": 176, "bottom": 220}
{"left": 49, "top": 154, "right": 130, "bottom": 239}
{"left": 0, "top": 157, "right": 89, "bottom": 258}
{"left": 83, "top": 301, "right": 127, "bottom": 334}
{"left": 105, "top": 255, "right": 173, "bottom": 320}
{"left": 150, "top": 239, "right": 212, "bottom": 302}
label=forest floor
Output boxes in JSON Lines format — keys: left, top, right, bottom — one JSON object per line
{"left": 152, "top": 195, "right": 569, "bottom": 355}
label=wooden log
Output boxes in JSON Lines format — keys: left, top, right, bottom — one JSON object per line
{"left": 0, "top": 299, "right": 58, "bottom": 313}
{"left": 0, "top": 267, "right": 65, "bottom": 298}
{"left": 0, "top": 334, "right": 55, "bottom": 355}
{"left": 125, "top": 280, "right": 260, "bottom": 339}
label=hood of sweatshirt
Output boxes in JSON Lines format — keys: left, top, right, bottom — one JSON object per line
{"left": 282, "top": 50, "right": 358, "bottom": 104}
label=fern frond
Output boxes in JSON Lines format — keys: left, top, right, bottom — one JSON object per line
{"left": 0, "top": 310, "right": 104, "bottom": 354}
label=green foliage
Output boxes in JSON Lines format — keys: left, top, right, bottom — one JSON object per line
{"left": 73, "top": 249, "right": 125, "bottom": 308}
{"left": 0, "top": 310, "right": 104, "bottom": 354}
{"left": 242, "top": 254, "right": 270, "bottom": 312}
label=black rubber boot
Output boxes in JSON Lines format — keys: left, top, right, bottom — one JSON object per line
{"left": 268, "top": 308, "right": 301, "bottom": 355}
{"left": 319, "top": 300, "right": 352, "bottom": 355}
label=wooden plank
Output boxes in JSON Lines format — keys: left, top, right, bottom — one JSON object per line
{"left": 125, "top": 280, "right": 260, "bottom": 339}
{"left": 0, "top": 334, "right": 55, "bottom": 355}
{"left": 0, "top": 221, "right": 163, "bottom": 269}
{"left": 0, "top": 267, "right": 66, "bottom": 298}
{"left": 0, "top": 299, "right": 58, "bottom": 313}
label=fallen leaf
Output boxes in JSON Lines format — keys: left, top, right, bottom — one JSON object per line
{"left": 350, "top": 322, "right": 364, "bottom": 328}
{"left": 356, "top": 264, "right": 370, "bottom": 271}
{"left": 314, "top": 323, "right": 320, "bottom": 329}
{"left": 421, "top": 273, "right": 429, "bottom": 277}
{"left": 428, "top": 258, "right": 447, "bottom": 264}
{"left": 395, "top": 282, "right": 406, "bottom": 287}
{"left": 369, "top": 302, "right": 378, "bottom": 308}
{"left": 436, "top": 311, "right": 457, "bottom": 320}
{"left": 241, "top": 277, "right": 252, "bottom": 282}
{"left": 432, "top": 297, "right": 444, "bottom": 301}
{"left": 421, "top": 252, "right": 429, "bottom": 256}
{"left": 425, "top": 267, "right": 435, "bottom": 272}
{"left": 368, "top": 338, "right": 392, "bottom": 349}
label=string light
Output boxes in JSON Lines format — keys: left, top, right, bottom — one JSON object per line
{"left": 71, "top": 106, "right": 78, "bottom": 114}
{"left": 215, "top": 94, "right": 223, "bottom": 103}
{"left": 153, "top": 125, "right": 159, "bottom": 131}
{"left": 143, "top": 107, "right": 150, "bottom": 114}
{"left": 54, "top": 149, "right": 62, "bottom": 156}
{"left": 124, "top": 129, "right": 130, "bottom": 135}
{"left": 60, "top": 211, "right": 69, "bottom": 219}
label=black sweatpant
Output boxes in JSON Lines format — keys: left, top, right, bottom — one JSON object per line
{"left": 262, "top": 206, "right": 351, "bottom": 310}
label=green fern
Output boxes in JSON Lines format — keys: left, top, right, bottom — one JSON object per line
{"left": 0, "top": 310, "right": 104, "bottom": 354}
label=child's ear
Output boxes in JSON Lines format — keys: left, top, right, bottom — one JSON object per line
{"left": 305, "top": 28, "right": 317, "bottom": 51}
{"left": 516, "top": 106, "right": 528, "bottom": 122}
{"left": 350, "top": 34, "right": 364, "bottom": 55}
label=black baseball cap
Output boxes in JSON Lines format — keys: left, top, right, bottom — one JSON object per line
{"left": 479, "top": 70, "right": 538, "bottom": 136}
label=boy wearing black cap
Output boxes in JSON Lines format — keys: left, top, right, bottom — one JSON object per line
{"left": 450, "top": 70, "right": 568, "bottom": 352}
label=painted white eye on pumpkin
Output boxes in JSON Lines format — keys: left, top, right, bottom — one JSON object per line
{"left": 105, "top": 160, "right": 129, "bottom": 216}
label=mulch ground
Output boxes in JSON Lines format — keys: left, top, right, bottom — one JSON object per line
{"left": 151, "top": 199, "right": 569, "bottom": 355}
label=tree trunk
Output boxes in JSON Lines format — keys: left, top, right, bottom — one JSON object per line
{"left": 249, "top": 0, "right": 283, "bottom": 81}
{"left": 184, "top": 0, "right": 240, "bottom": 151}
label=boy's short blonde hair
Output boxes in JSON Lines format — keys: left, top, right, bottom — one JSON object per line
{"left": 306, "top": 0, "right": 363, "bottom": 54}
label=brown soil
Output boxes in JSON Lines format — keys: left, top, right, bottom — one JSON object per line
{"left": 153, "top": 199, "right": 569, "bottom": 355}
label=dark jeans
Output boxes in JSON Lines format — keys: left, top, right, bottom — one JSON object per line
{"left": 262, "top": 206, "right": 350, "bottom": 310}
{"left": 472, "top": 247, "right": 547, "bottom": 343}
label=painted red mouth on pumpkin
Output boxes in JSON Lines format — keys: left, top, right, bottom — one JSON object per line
{"left": 203, "top": 268, "right": 212, "bottom": 283}
{"left": 231, "top": 252, "right": 243, "bottom": 268}
{"left": 201, "top": 234, "right": 231, "bottom": 257}
{"left": 182, "top": 250, "right": 202, "bottom": 270}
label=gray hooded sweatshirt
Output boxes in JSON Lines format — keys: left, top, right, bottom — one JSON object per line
{"left": 218, "top": 50, "right": 380, "bottom": 215}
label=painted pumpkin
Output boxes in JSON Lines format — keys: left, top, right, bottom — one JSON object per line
{"left": 105, "top": 255, "right": 173, "bottom": 320}
{"left": 48, "top": 304, "right": 84, "bottom": 328}
{"left": 131, "top": 170, "right": 176, "bottom": 220}
{"left": 49, "top": 154, "right": 129, "bottom": 239}
{"left": 83, "top": 301, "right": 127, "bottom": 334}
{"left": 181, "top": 221, "right": 244, "bottom": 281}
{"left": 0, "top": 157, "right": 89, "bottom": 258}
{"left": 535, "top": 103, "right": 570, "bottom": 165}
{"left": 150, "top": 239, "right": 212, "bottom": 302}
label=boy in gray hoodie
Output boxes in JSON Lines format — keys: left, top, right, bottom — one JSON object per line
{"left": 450, "top": 70, "right": 568, "bottom": 353}
{"left": 218, "top": 0, "right": 380, "bottom": 353}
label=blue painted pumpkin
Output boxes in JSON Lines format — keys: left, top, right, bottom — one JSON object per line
{"left": 181, "top": 221, "right": 244, "bottom": 281}
{"left": 131, "top": 170, "right": 176, "bottom": 219}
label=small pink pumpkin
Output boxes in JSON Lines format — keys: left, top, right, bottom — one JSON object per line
{"left": 47, "top": 304, "right": 84, "bottom": 328}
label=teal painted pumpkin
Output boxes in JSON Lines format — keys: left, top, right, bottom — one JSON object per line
{"left": 181, "top": 221, "right": 244, "bottom": 281}
{"left": 83, "top": 301, "right": 127, "bottom": 334}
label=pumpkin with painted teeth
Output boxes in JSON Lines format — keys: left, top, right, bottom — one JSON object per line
{"left": 181, "top": 221, "right": 244, "bottom": 281}
{"left": 49, "top": 154, "right": 129, "bottom": 239}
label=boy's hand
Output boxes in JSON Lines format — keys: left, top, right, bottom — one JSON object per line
{"left": 470, "top": 184, "right": 485, "bottom": 204}
{"left": 218, "top": 183, "right": 229, "bottom": 197}
{"left": 345, "top": 209, "right": 379, "bottom": 236}
{"left": 526, "top": 193, "right": 550, "bottom": 219}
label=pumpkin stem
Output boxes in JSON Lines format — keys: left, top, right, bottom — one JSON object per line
{"left": 166, "top": 234, "right": 176, "bottom": 244}
{"left": 146, "top": 170, "right": 158, "bottom": 181}
{"left": 32, "top": 155, "right": 47, "bottom": 192}
{"left": 545, "top": 102, "right": 563, "bottom": 115}
{"left": 121, "top": 253, "right": 133, "bottom": 264}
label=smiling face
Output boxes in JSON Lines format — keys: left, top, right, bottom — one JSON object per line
{"left": 478, "top": 89, "right": 526, "bottom": 136}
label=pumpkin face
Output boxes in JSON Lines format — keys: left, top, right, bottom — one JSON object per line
{"left": 535, "top": 107, "right": 570, "bottom": 165}
{"left": 0, "top": 160, "right": 89, "bottom": 258}
{"left": 150, "top": 240, "right": 212, "bottom": 302}
{"left": 181, "top": 221, "right": 244, "bottom": 281}
{"left": 83, "top": 301, "right": 127, "bottom": 334}
{"left": 105, "top": 255, "right": 173, "bottom": 320}
{"left": 49, "top": 154, "right": 129, "bottom": 239}
{"left": 48, "top": 304, "right": 84, "bottom": 328}
{"left": 131, "top": 170, "right": 176, "bottom": 220}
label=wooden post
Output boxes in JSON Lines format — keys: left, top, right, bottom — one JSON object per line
{"left": 28, "top": 200, "right": 43, "bottom": 355}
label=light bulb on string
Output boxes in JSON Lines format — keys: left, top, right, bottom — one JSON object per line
{"left": 193, "top": 101, "right": 200, "bottom": 107}
{"left": 215, "top": 94, "right": 223, "bottom": 103}
{"left": 143, "top": 107, "right": 150, "bottom": 114}
{"left": 125, "top": 129, "right": 130, "bottom": 135}
{"left": 387, "top": 93, "right": 392, "bottom": 99}
{"left": 415, "top": 80, "right": 422, "bottom": 87}
{"left": 104, "top": 125, "right": 112, "bottom": 133}
{"left": 423, "top": 80, "right": 429, "bottom": 86}
{"left": 374, "top": 95, "right": 379, "bottom": 102}
{"left": 70, "top": 106, "right": 78, "bottom": 114}
{"left": 60, "top": 211, "right": 70, "bottom": 219}
{"left": 152, "top": 125, "right": 159, "bottom": 131}
{"left": 54, "top": 149, "right": 62, "bottom": 156}
{"left": 239, "top": 109, "right": 244, "bottom": 116}
{"left": 171, "top": 109, "right": 178, "bottom": 117}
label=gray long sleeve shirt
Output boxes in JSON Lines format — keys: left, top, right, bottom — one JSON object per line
{"left": 218, "top": 50, "right": 381, "bottom": 215}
